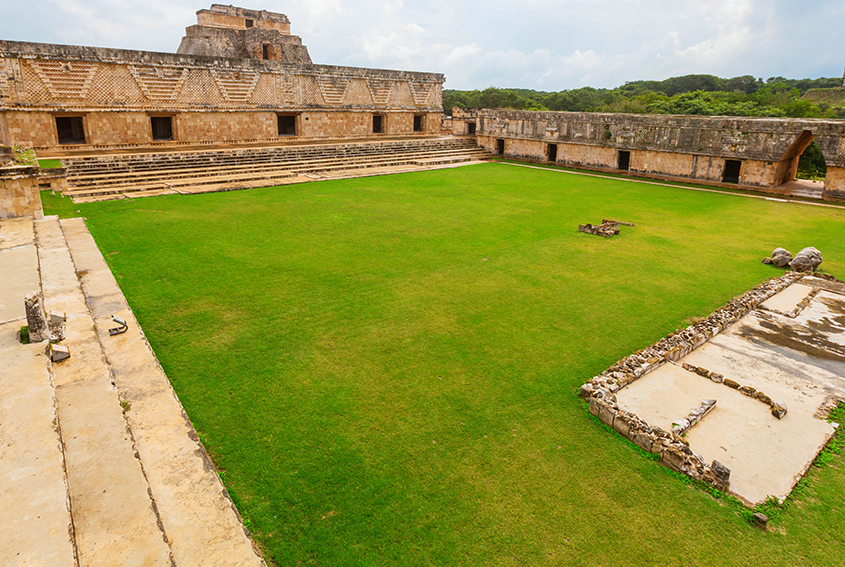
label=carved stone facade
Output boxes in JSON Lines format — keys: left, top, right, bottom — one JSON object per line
{"left": 177, "top": 5, "right": 311, "bottom": 63}
{"left": 0, "top": 7, "right": 444, "bottom": 151}
{"left": 474, "top": 109, "right": 845, "bottom": 199}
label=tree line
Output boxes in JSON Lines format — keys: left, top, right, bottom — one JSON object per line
{"left": 443, "top": 75, "right": 844, "bottom": 119}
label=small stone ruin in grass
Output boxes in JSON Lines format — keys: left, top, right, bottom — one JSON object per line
{"left": 578, "top": 219, "right": 634, "bottom": 238}
{"left": 763, "top": 247, "right": 823, "bottom": 272}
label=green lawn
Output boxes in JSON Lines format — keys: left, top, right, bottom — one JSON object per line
{"left": 53, "top": 163, "right": 845, "bottom": 566}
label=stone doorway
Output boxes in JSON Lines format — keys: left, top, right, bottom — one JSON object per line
{"left": 150, "top": 116, "right": 174, "bottom": 141}
{"left": 547, "top": 143, "right": 557, "bottom": 162}
{"left": 497, "top": 139, "right": 505, "bottom": 155}
{"left": 618, "top": 150, "right": 630, "bottom": 171}
{"left": 723, "top": 159, "right": 742, "bottom": 184}
{"left": 55, "top": 116, "right": 86, "bottom": 145}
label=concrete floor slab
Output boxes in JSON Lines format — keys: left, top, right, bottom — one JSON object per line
{"left": 61, "top": 218, "right": 265, "bottom": 567}
{"left": 616, "top": 277, "right": 844, "bottom": 505}
{"left": 0, "top": 320, "right": 75, "bottom": 567}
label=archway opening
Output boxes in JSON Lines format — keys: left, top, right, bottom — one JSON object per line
{"left": 796, "top": 140, "right": 827, "bottom": 182}
{"left": 773, "top": 130, "right": 814, "bottom": 187}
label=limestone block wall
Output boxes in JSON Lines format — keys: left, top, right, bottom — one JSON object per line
{"left": 476, "top": 109, "right": 845, "bottom": 196}
{"left": 0, "top": 40, "right": 445, "bottom": 150}
{"left": 0, "top": 166, "right": 42, "bottom": 219}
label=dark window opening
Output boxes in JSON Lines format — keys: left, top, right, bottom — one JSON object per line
{"left": 723, "top": 159, "right": 741, "bottom": 183}
{"left": 618, "top": 150, "right": 631, "bottom": 171}
{"left": 55, "top": 116, "right": 86, "bottom": 145}
{"left": 245, "top": 18, "right": 254, "bottom": 28}
{"left": 467, "top": 122, "right": 476, "bottom": 135}
{"left": 413, "top": 114, "right": 424, "bottom": 133}
{"left": 262, "top": 44, "right": 270, "bottom": 60}
{"left": 497, "top": 139, "right": 505, "bottom": 155}
{"left": 547, "top": 144, "right": 557, "bottom": 162}
{"left": 373, "top": 115, "right": 384, "bottom": 134}
{"left": 277, "top": 115, "right": 297, "bottom": 136}
{"left": 150, "top": 116, "right": 174, "bottom": 141}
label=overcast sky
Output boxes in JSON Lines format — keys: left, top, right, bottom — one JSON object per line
{"left": 1, "top": 0, "right": 843, "bottom": 90}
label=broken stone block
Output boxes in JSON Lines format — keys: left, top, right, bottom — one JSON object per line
{"left": 738, "top": 385, "right": 757, "bottom": 397}
{"left": 771, "top": 401, "right": 788, "bottom": 419}
{"left": 25, "top": 292, "right": 49, "bottom": 343}
{"left": 49, "top": 310, "right": 66, "bottom": 324}
{"left": 710, "top": 460, "right": 731, "bottom": 489}
{"left": 771, "top": 247, "right": 793, "bottom": 268}
{"left": 48, "top": 343, "right": 70, "bottom": 363}
{"left": 755, "top": 391, "right": 773, "bottom": 406}
{"left": 790, "top": 247, "right": 822, "bottom": 272}
{"left": 598, "top": 403, "right": 617, "bottom": 428}
{"left": 753, "top": 512, "right": 768, "bottom": 529}
{"left": 723, "top": 378, "right": 740, "bottom": 389}
{"left": 709, "top": 372, "right": 724, "bottom": 384}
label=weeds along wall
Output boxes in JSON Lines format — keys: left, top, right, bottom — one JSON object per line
{"left": 473, "top": 109, "right": 845, "bottom": 199}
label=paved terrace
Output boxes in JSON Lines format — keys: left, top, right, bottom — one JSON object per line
{"left": 0, "top": 216, "right": 265, "bottom": 566}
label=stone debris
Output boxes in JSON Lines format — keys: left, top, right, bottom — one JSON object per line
{"left": 753, "top": 512, "right": 768, "bottom": 529}
{"left": 762, "top": 247, "right": 793, "bottom": 268}
{"left": 771, "top": 401, "right": 788, "bottom": 420}
{"left": 578, "top": 219, "right": 634, "bottom": 238}
{"left": 24, "top": 292, "right": 50, "bottom": 343}
{"left": 672, "top": 399, "right": 717, "bottom": 435}
{"left": 790, "top": 247, "right": 823, "bottom": 272}
{"left": 580, "top": 273, "right": 803, "bottom": 492}
{"left": 48, "top": 343, "right": 70, "bottom": 362}
{"left": 48, "top": 310, "right": 67, "bottom": 342}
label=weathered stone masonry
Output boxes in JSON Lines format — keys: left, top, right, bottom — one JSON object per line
{"left": 469, "top": 109, "right": 845, "bottom": 199}
{"left": 0, "top": 7, "right": 444, "bottom": 151}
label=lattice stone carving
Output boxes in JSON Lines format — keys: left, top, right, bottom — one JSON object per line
{"left": 838, "top": 137, "right": 845, "bottom": 159}
{"left": 298, "top": 75, "right": 324, "bottom": 105}
{"left": 211, "top": 69, "right": 260, "bottom": 102}
{"left": 744, "top": 132, "right": 771, "bottom": 153}
{"left": 390, "top": 81, "right": 415, "bottom": 107}
{"left": 344, "top": 78, "right": 373, "bottom": 106}
{"left": 697, "top": 129, "right": 722, "bottom": 150}
{"left": 408, "top": 81, "right": 434, "bottom": 106}
{"left": 0, "top": 59, "right": 10, "bottom": 100}
{"left": 634, "top": 127, "right": 657, "bottom": 146}
{"left": 130, "top": 65, "right": 188, "bottom": 101}
{"left": 279, "top": 72, "right": 298, "bottom": 105}
{"left": 30, "top": 60, "right": 99, "bottom": 99}
{"left": 366, "top": 78, "right": 393, "bottom": 105}
{"left": 316, "top": 75, "right": 351, "bottom": 105}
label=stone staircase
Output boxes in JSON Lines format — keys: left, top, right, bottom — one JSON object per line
{"left": 0, "top": 216, "right": 265, "bottom": 567}
{"left": 62, "top": 137, "right": 489, "bottom": 202}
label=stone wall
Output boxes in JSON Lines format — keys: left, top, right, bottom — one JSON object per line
{"left": 0, "top": 39, "right": 444, "bottom": 150}
{"left": 475, "top": 109, "right": 845, "bottom": 198}
{"left": 0, "top": 165, "right": 42, "bottom": 219}
{"left": 452, "top": 107, "right": 479, "bottom": 136}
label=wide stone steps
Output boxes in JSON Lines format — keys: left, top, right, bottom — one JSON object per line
{"left": 65, "top": 138, "right": 480, "bottom": 176}
{"left": 63, "top": 141, "right": 489, "bottom": 201}
{"left": 67, "top": 147, "right": 485, "bottom": 187}
{"left": 0, "top": 216, "right": 266, "bottom": 566}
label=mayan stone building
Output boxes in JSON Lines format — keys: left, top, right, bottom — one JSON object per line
{"left": 0, "top": 5, "right": 444, "bottom": 151}
{"left": 455, "top": 108, "right": 845, "bottom": 199}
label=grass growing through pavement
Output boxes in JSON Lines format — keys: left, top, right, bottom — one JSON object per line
{"left": 56, "top": 163, "right": 845, "bottom": 566}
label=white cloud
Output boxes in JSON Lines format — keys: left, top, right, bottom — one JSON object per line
{"left": 1, "top": 0, "right": 842, "bottom": 90}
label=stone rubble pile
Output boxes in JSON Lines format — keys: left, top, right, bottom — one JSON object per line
{"left": 762, "top": 246, "right": 823, "bottom": 272}
{"left": 577, "top": 219, "right": 633, "bottom": 238}
{"left": 24, "top": 291, "right": 69, "bottom": 359}
{"left": 580, "top": 273, "right": 802, "bottom": 491}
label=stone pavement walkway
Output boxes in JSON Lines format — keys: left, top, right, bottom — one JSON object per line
{"left": 0, "top": 216, "right": 265, "bottom": 566}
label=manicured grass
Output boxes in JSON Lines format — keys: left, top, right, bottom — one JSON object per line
{"left": 40, "top": 190, "right": 81, "bottom": 219}
{"left": 37, "top": 158, "right": 64, "bottom": 169}
{"left": 60, "top": 163, "right": 845, "bottom": 566}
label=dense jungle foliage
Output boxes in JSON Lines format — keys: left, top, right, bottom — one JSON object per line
{"left": 443, "top": 75, "right": 844, "bottom": 119}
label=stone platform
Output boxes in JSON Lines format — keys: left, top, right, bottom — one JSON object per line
{"left": 0, "top": 216, "right": 265, "bottom": 566}
{"left": 585, "top": 274, "right": 844, "bottom": 505}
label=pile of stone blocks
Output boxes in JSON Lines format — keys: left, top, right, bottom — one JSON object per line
{"left": 24, "top": 291, "right": 69, "bottom": 361}
{"left": 578, "top": 219, "right": 634, "bottom": 238}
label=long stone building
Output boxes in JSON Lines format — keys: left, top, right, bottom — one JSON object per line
{"left": 454, "top": 108, "right": 845, "bottom": 199}
{"left": 0, "top": 5, "right": 444, "bottom": 151}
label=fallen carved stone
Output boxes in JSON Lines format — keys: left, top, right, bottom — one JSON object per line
{"left": 24, "top": 292, "right": 49, "bottom": 343}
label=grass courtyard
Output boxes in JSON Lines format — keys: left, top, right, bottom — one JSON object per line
{"left": 46, "top": 163, "right": 845, "bottom": 566}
